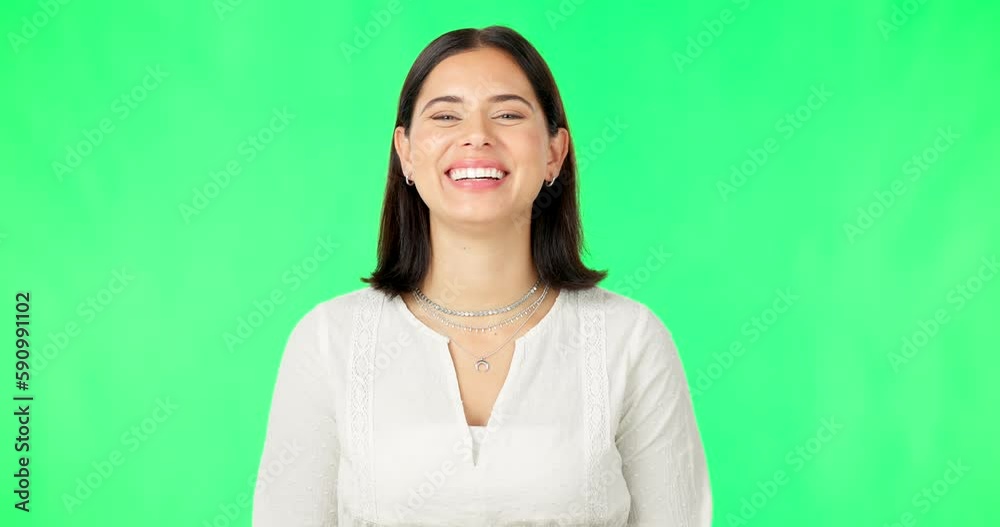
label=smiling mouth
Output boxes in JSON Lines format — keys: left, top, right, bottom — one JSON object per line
{"left": 446, "top": 167, "right": 508, "bottom": 181}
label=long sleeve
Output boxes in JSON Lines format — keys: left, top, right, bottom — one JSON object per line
{"left": 616, "top": 307, "right": 712, "bottom": 526}
{"left": 252, "top": 307, "right": 341, "bottom": 526}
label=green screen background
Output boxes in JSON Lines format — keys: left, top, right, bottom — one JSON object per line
{"left": 3, "top": 0, "right": 997, "bottom": 525}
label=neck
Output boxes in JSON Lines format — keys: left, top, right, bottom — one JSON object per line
{"left": 419, "top": 216, "right": 539, "bottom": 310}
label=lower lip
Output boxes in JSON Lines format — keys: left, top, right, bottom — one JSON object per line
{"left": 443, "top": 172, "right": 509, "bottom": 190}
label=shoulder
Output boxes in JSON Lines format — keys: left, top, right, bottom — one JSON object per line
{"left": 578, "top": 285, "right": 672, "bottom": 342}
{"left": 286, "top": 285, "right": 383, "bottom": 341}
{"left": 275, "top": 287, "right": 385, "bottom": 383}
{"left": 578, "top": 286, "right": 681, "bottom": 386}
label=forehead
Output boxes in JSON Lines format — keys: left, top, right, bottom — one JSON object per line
{"left": 418, "top": 47, "right": 535, "bottom": 102}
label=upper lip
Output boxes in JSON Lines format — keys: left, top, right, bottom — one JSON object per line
{"left": 445, "top": 159, "right": 509, "bottom": 174}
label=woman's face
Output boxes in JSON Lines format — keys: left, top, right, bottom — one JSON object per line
{"left": 394, "top": 47, "right": 568, "bottom": 227}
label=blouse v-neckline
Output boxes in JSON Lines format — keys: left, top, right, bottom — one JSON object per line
{"left": 390, "top": 287, "right": 569, "bottom": 467}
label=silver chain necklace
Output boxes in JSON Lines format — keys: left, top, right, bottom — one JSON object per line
{"left": 413, "top": 278, "right": 540, "bottom": 317}
{"left": 415, "top": 285, "right": 548, "bottom": 333}
{"left": 414, "top": 278, "right": 549, "bottom": 373}
{"left": 417, "top": 288, "right": 546, "bottom": 373}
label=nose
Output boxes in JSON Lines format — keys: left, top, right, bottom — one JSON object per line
{"left": 461, "top": 113, "right": 493, "bottom": 148}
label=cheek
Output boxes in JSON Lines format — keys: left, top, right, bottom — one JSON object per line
{"left": 410, "top": 129, "right": 447, "bottom": 166}
{"left": 409, "top": 128, "right": 453, "bottom": 166}
{"left": 509, "top": 134, "right": 549, "bottom": 171}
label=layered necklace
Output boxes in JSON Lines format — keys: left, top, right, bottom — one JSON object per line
{"left": 413, "top": 278, "right": 549, "bottom": 373}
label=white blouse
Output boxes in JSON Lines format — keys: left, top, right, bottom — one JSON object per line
{"left": 252, "top": 285, "right": 712, "bottom": 526}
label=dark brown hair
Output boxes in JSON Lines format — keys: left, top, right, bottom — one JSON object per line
{"left": 360, "top": 25, "right": 607, "bottom": 297}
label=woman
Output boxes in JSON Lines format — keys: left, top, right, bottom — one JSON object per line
{"left": 253, "top": 25, "right": 711, "bottom": 526}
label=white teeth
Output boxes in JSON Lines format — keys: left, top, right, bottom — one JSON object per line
{"left": 447, "top": 167, "right": 506, "bottom": 181}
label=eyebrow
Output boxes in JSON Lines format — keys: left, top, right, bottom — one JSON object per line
{"left": 420, "top": 94, "right": 534, "bottom": 115}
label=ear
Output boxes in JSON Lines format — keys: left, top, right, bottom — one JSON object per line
{"left": 547, "top": 128, "right": 570, "bottom": 179}
{"left": 394, "top": 126, "right": 411, "bottom": 172}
